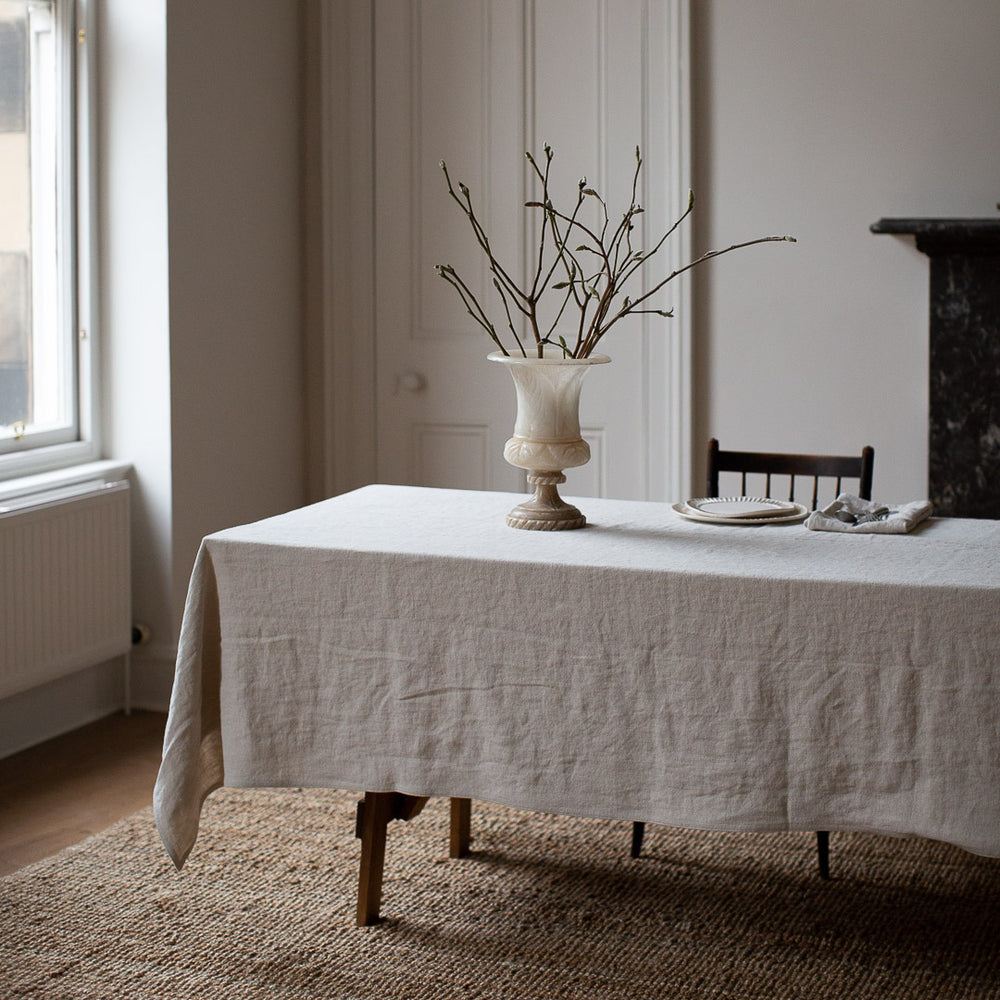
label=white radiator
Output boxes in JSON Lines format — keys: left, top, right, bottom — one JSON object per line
{"left": 0, "top": 480, "right": 132, "bottom": 700}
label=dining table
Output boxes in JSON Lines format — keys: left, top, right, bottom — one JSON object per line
{"left": 153, "top": 484, "right": 1000, "bottom": 925}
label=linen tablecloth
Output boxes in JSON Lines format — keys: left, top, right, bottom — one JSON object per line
{"left": 154, "top": 485, "right": 1000, "bottom": 868}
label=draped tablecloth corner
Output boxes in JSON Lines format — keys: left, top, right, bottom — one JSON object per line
{"left": 154, "top": 542, "right": 226, "bottom": 869}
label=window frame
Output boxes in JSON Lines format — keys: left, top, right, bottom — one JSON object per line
{"left": 0, "top": 0, "right": 98, "bottom": 482}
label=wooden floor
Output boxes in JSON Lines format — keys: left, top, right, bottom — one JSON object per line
{"left": 0, "top": 710, "right": 167, "bottom": 876}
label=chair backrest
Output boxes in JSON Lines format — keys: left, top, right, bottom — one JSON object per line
{"left": 707, "top": 439, "right": 874, "bottom": 510}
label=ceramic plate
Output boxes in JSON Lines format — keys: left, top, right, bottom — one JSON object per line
{"left": 672, "top": 501, "right": 809, "bottom": 526}
{"left": 686, "top": 496, "right": 801, "bottom": 518}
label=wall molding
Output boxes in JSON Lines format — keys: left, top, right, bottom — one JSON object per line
{"left": 310, "top": 0, "right": 377, "bottom": 499}
{"left": 656, "top": 0, "right": 693, "bottom": 501}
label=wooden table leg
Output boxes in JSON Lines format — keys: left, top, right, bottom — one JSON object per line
{"left": 354, "top": 792, "right": 430, "bottom": 926}
{"left": 450, "top": 797, "right": 471, "bottom": 858}
{"left": 356, "top": 792, "right": 393, "bottom": 926}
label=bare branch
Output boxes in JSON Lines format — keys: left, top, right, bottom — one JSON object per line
{"left": 435, "top": 265, "right": 507, "bottom": 353}
{"left": 436, "top": 147, "right": 795, "bottom": 358}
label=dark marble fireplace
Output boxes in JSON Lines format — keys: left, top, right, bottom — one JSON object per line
{"left": 871, "top": 218, "right": 1000, "bottom": 518}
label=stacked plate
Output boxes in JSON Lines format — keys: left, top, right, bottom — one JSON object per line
{"left": 672, "top": 496, "right": 808, "bottom": 525}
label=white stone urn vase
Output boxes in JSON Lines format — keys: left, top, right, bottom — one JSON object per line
{"left": 489, "top": 350, "right": 611, "bottom": 530}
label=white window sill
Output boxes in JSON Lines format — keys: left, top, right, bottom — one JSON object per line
{"left": 0, "top": 459, "right": 133, "bottom": 506}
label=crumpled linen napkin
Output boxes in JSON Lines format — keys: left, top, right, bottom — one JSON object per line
{"left": 805, "top": 493, "right": 933, "bottom": 533}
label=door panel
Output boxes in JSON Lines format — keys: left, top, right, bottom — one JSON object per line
{"left": 412, "top": 423, "right": 491, "bottom": 490}
{"left": 375, "top": 0, "right": 524, "bottom": 492}
{"left": 373, "top": 0, "right": 686, "bottom": 500}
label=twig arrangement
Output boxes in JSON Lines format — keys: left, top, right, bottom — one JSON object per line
{"left": 436, "top": 145, "right": 795, "bottom": 358}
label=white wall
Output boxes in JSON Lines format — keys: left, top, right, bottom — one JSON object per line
{"left": 101, "top": 0, "right": 305, "bottom": 708}
{"left": 100, "top": 0, "right": 174, "bottom": 704}
{"left": 691, "top": 0, "right": 1000, "bottom": 502}
{"left": 166, "top": 1, "right": 306, "bottom": 631}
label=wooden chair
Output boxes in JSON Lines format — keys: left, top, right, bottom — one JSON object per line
{"left": 630, "top": 438, "right": 875, "bottom": 879}
{"left": 705, "top": 439, "right": 874, "bottom": 510}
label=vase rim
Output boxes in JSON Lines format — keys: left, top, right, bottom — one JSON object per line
{"left": 487, "top": 350, "right": 611, "bottom": 366}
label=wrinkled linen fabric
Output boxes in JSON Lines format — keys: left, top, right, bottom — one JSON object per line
{"left": 805, "top": 493, "right": 934, "bottom": 533}
{"left": 154, "top": 485, "right": 1000, "bottom": 869}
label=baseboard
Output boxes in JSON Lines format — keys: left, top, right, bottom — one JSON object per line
{"left": 127, "top": 642, "right": 176, "bottom": 713}
{"left": 0, "top": 641, "right": 176, "bottom": 760}
{"left": 0, "top": 657, "right": 129, "bottom": 759}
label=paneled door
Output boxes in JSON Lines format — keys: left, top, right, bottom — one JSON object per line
{"left": 372, "top": 0, "right": 690, "bottom": 500}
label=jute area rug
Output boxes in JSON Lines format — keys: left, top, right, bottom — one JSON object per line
{"left": 1, "top": 789, "right": 998, "bottom": 1000}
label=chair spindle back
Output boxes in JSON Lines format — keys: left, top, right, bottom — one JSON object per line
{"left": 707, "top": 439, "right": 875, "bottom": 510}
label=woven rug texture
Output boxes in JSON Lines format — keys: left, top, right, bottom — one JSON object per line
{"left": 1, "top": 788, "right": 998, "bottom": 999}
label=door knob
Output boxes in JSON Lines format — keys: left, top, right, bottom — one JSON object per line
{"left": 397, "top": 371, "right": 427, "bottom": 393}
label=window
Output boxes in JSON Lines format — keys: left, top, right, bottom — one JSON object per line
{"left": 0, "top": 0, "right": 93, "bottom": 475}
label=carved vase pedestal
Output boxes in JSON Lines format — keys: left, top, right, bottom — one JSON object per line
{"left": 489, "top": 350, "right": 611, "bottom": 530}
{"left": 506, "top": 471, "right": 585, "bottom": 530}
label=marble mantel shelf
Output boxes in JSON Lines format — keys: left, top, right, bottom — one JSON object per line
{"left": 871, "top": 217, "right": 1000, "bottom": 256}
